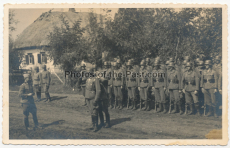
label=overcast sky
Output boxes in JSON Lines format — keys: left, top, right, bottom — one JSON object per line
{"left": 11, "top": 8, "right": 118, "bottom": 40}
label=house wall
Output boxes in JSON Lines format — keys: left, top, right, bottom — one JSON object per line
{"left": 19, "top": 49, "right": 63, "bottom": 73}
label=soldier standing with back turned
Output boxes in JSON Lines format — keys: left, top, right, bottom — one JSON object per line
{"left": 40, "top": 65, "right": 51, "bottom": 102}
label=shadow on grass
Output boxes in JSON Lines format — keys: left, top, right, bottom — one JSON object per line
{"left": 42, "top": 120, "right": 65, "bottom": 128}
{"left": 110, "top": 117, "right": 131, "bottom": 127}
{"left": 51, "top": 96, "right": 68, "bottom": 101}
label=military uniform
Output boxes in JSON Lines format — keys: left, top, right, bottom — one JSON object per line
{"left": 126, "top": 61, "right": 138, "bottom": 110}
{"left": 32, "top": 66, "right": 42, "bottom": 102}
{"left": 80, "top": 63, "right": 87, "bottom": 106}
{"left": 201, "top": 60, "right": 218, "bottom": 117}
{"left": 112, "top": 62, "right": 124, "bottom": 109}
{"left": 105, "top": 62, "right": 114, "bottom": 109}
{"left": 167, "top": 62, "right": 182, "bottom": 114}
{"left": 151, "top": 61, "right": 167, "bottom": 113}
{"left": 19, "top": 74, "right": 39, "bottom": 130}
{"left": 85, "top": 68, "right": 101, "bottom": 132}
{"left": 40, "top": 65, "right": 51, "bottom": 102}
{"left": 98, "top": 65, "right": 111, "bottom": 128}
{"left": 181, "top": 62, "right": 199, "bottom": 115}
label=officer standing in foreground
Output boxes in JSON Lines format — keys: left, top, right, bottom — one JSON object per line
{"left": 126, "top": 59, "right": 138, "bottom": 110}
{"left": 40, "top": 65, "right": 51, "bottom": 102}
{"left": 113, "top": 59, "right": 124, "bottom": 109}
{"left": 98, "top": 63, "right": 111, "bottom": 128}
{"left": 79, "top": 63, "right": 87, "bottom": 106}
{"left": 105, "top": 61, "right": 114, "bottom": 109}
{"left": 181, "top": 62, "right": 199, "bottom": 115}
{"left": 19, "top": 74, "right": 41, "bottom": 130}
{"left": 32, "top": 66, "right": 42, "bottom": 102}
{"left": 167, "top": 62, "right": 183, "bottom": 114}
{"left": 201, "top": 60, "right": 218, "bottom": 117}
{"left": 151, "top": 59, "right": 167, "bottom": 113}
{"left": 85, "top": 67, "right": 101, "bottom": 132}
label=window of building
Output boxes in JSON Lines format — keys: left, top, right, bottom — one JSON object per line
{"left": 37, "top": 52, "right": 47, "bottom": 64}
{"left": 25, "top": 53, "right": 34, "bottom": 65}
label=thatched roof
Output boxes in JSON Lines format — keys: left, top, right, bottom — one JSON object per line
{"left": 14, "top": 11, "right": 104, "bottom": 50}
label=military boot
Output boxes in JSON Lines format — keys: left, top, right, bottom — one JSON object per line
{"left": 171, "top": 102, "right": 177, "bottom": 114}
{"left": 205, "top": 105, "right": 212, "bottom": 117}
{"left": 162, "top": 103, "right": 167, "bottom": 114}
{"left": 93, "top": 116, "right": 99, "bottom": 132}
{"left": 130, "top": 99, "right": 134, "bottom": 110}
{"left": 156, "top": 103, "right": 162, "bottom": 113}
{"left": 146, "top": 101, "right": 151, "bottom": 111}
{"left": 132, "top": 100, "right": 137, "bottom": 110}
{"left": 143, "top": 100, "right": 148, "bottom": 111}
{"left": 213, "top": 106, "right": 218, "bottom": 118}
{"left": 89, "top": 116, "right": 94, "bottom": 130}
{"left": 195, "top": 103, "right": 201, "bottom": 116}
{"left": 184, "top": 104, "right": 188, "bottom": 115}
{"left": 178, "top": 102, "right": 183, "bottom": 115}
{"left": 188, "top": 104, "right": 194, "bottom": 115}
{"left": 119, "top": 100, "right": 123, "bottom": 110}
{"left": 105, "top": 114, "right": 111, "bottom": 128}
{"left": 99, "top": 111, "right": 105, "bottom": 127}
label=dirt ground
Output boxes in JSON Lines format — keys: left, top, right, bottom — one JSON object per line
{"left": 9, "top": 91, "right": 222, "bottom": 139}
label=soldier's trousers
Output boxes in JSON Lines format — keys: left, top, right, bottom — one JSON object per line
{"left": 107, "top": 86, "right": 113, "bottom": 105}
{"left": 42, "top": 83, "right": 50, "bottom": 99}
{"left": 33, "top": 85, "right": 41, "bottom": 100}
{"left": 128, "top": 87, "right": 137, "bottom": 101}
{"left": 185, "top": 91, "right": 198, "bottom": 105}
{"left": 81, "top": 86, "right": 86, "bottom": 97}
{"left": 98, "top": 99, "right": 110, "bottom": 124}
{"left": 169, "top": 89, "right": 180, "bottom": 103}
{"left": 139, "top": 87, "right": 148, "bottom": 101}
{"left": 22, "top": 103, "right": 38, "bottom": 128}
{"left": 203, "top": 89, "right": 216, "bottom": 107}
{"left": 113, "top": 86, "right": 123, "bottom": 105}
{"left": 155, "top": 87, "right": 166, "bottom": 103}
{"left": 86, "top": 98, "right": 99, "bottom": 117}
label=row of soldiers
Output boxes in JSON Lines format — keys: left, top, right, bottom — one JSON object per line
{"left": 18, "top": 65, "right": 51, "bottom": 130}
{"left": 79, "top": 55, "right": 222, "bottom": 121}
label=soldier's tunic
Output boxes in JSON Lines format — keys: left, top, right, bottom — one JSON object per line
{"left": 167, "top": 68, "right": 181, "bottom": 103}
{"left": 85, "top": 77, "right": 101, "bottom": 117}
{"left": 32, "top": 72, "right": 42, "bottom": 100}
{"left": 138, "top": 67, "right": 151, "bottom": 101}
{"left": 195, "top": 66, "right": 205, "bottom": 103}
{"left": 151, "top": 67, "right": 167, "bottom": 103}
{"left": 126, "top": 67, "right": 138, "bottom": 101}
{"left": 98, "top": 71, "right": 110, "bottom": 126}
{"left": 112, "top": 68, "right": 124, "bottom": 107}
{"left": 213, "top": 64, "right": 222, "bottom": 106}
{"left": 201, "top": 69, "right": 218, "bottom": 107}
{"left": 105, "top": 67, "right": 113, "bottom": 106}
{"left": 40, "top": 70, "right": 51, "bottom": 99}
{"left": 181, "top": 70, "right": 199, "bottom": 105}
{"left": 18, "top": 82, "right": 38, "bottom": 128}
{"left": 80, "top": 70, "right": 87, "bottom": 97}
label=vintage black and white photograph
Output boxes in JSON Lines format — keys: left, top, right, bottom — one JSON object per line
{"left": 3, "top": 4, "right": 228, "bottom": 145}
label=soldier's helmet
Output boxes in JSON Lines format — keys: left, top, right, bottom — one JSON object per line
{"left": 41, "top": 64, "right": 46, "bottom": 69}
{"left": 33, "top": 66, "right": 39, "bottom": 71}
{"left": 185, "top": 62, "right": 192, "bottom": 67}
{"left": 205, "top": 60, "right": 212, "bottom": 65}
{"left": 184, "top": 56, "right": 190, "bottom": 61}
{"left": 195, "top": 58, "right": 201, "bottom": 63}
{"left": 127, "top": 60, "right": 133, "bottom": 66}
{"left": 198, "top": 60, "right": 204, "bottom": 66}
{"left": 140, "top": 60, "right": 145, "bottom": 66}
{"left": 168, "top": 62, "right": 175, "bottom": 67}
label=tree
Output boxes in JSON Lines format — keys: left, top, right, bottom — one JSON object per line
{"left": 9, "top": 10, "right": 23, "bottom": 70}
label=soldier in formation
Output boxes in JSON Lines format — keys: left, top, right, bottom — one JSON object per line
{"left": 32, "top": 66, "right": 42, "bottom": 102}
{"left": 79, "top": 63, "right": 87, "bottom": 106}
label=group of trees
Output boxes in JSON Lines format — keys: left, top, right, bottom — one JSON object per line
{"left": 46, "top": 8, "right": 222, "bottom": 71}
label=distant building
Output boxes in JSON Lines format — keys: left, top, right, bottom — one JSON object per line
{"left": 13, "top": 9, "right": 105, "bottom": 73}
